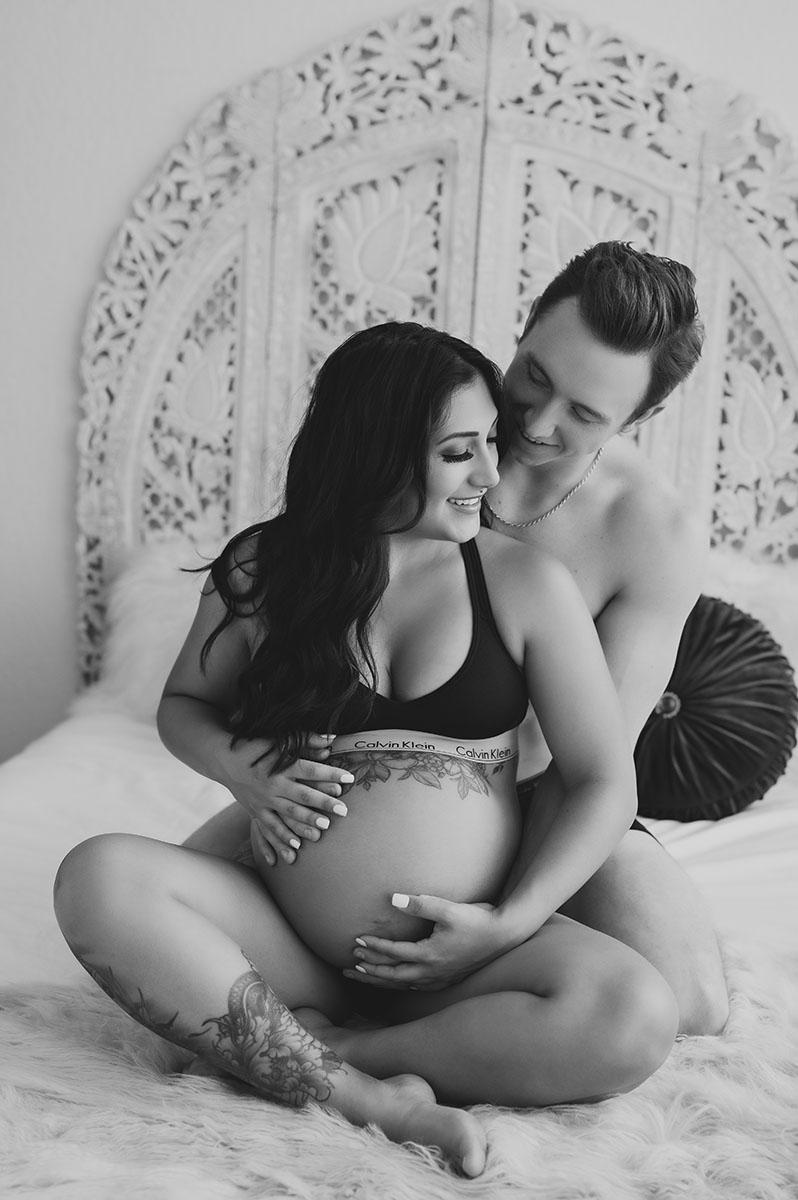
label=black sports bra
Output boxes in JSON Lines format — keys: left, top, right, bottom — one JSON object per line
{"left": 337, "top": 539, "right": 528, "bottom": 739}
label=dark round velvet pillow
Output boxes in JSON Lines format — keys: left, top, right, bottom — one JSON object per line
{"left": 634, "top": 594, "right": 798, "bottom": 822}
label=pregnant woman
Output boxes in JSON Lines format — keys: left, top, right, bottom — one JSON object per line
{"left": 54, "top": 323, "right": 678, "bottom": 1177}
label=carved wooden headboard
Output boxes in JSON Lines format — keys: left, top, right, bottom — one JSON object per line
{"left": 76, "top": 0, "right": 798, "bottom": 683}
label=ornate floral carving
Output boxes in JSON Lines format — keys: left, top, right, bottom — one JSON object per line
{"left": 713, "top": 290, "right": 798, "bottom": 563}
{"left": 278, "top": 1, "right": 487, "bottom": 157}
{"left": 515, "top": 160, "right": 659, "bottom": 330}
{"left": 139, "top": 261, "right": 239, "bottom": 542}
{"left": 77, "top": 91, "right": 260, "bottom": 681}
{"left": 76, "top": 0, "right": 798, "bottom": 684}
{"left": 491, "top": 2, "right": 698, "bottom": 169}
{"left": 305, "top": 160, "right": 444, "bottom": 371}
{"left": 714, "top": 113, "right": 798, "bottom": 293}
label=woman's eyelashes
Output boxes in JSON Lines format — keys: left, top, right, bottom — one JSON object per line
{"left": 441, "top": 436, "right": 498, "bottom": 464}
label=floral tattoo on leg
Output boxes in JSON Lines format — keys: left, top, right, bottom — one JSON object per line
{"left": 72, "top": 950, "right": 343, "bottom": 1106}
{"left": 193, "top": 968, "right": 343, "bottom": 1105}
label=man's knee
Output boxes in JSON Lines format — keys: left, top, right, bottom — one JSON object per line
{"left": 563, "top": 832, "right": 729, "bottom": 1036}
{"left": 592, "top": 956, "right": 680, "bottom": 1093}
{"left": 181, "top": 803, "right": 250, "bottom": 857}
{"left": 679, "top": 967, "right": 729, "bottom": 1036}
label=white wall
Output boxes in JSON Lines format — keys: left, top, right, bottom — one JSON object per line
{"left": 1, "top": 0, "right": 796, "bottom": 762}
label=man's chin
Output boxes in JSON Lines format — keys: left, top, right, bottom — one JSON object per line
{"left": 509, "top": 435, "right": 556, "bottom": 465}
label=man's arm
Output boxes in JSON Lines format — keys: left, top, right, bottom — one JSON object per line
{"left": 499, "top": 496, "right": 706, "bottom": 901}
{"left": 593, "top": 499, "right": 707, "bottom": 746}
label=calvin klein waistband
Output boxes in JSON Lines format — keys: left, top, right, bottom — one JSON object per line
{"left": 328, "top": 728, "right": 518, "bottom": 762}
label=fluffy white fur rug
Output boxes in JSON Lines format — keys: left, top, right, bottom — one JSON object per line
{"left": 2, "top": 942, "right": 797, "bottom": 1200}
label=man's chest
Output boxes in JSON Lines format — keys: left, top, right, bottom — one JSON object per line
{"left": 506, "top": 518, "right": 622, "bottom": 619}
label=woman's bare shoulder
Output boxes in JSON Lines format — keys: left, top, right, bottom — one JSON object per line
{"left": 476, "top": 525, "right": 579, "bottom": 608}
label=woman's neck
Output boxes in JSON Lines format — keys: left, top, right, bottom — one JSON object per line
{"left": 386, "top": 533, "right": 462, "bottom": 577}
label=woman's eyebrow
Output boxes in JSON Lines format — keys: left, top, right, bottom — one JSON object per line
{"left": 435, "top": 430, "right": 480, "bottom": 444}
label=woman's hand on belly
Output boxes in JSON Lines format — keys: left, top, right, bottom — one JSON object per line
{"left": 343, "top": 894, "right": 520, "bottom": 991}
{"left": 257, "top": 748, "right": 521, "bottom": 971}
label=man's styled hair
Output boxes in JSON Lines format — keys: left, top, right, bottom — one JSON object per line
{"left": 531, "top": 241, "right": 705, "bottom": 423}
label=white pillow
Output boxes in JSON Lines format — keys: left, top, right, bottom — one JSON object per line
{"left": 76, "top": 538, "right": 217, "bottom": 724}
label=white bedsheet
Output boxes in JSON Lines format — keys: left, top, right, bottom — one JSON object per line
{"left": 2, "top": 695, "right": 796, "bottom": 989}
{"left": 639, "top": 755, "right": 798, "bottom": 956}
{"left": 0, "top": 706, "right": 227, "bottom": 985}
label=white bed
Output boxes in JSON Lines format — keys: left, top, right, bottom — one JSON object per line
{"left": 3, "top": 3, "right": 798, "bottom": 1196}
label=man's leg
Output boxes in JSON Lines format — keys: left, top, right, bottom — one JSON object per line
{"left": 558, "top": 828, "right": 729, "bottom": 1036}
{"left": 509, "top": 772, "right": 729, "bottom": 1037}
{"left": 182, "top": 801, "right": 250, "bottom": 857}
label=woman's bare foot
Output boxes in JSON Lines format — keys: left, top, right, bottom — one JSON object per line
{"left": 293, "top": 1007, "right": 486, "bottom": 1177}
{"left": 369, "top": 1072, "right": 487, "bottom": 1177}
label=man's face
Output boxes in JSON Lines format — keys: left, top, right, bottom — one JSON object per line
{"left": 503, "top": 297, "right": 653, "bottom": 468}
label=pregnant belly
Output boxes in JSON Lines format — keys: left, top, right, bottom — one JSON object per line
{"left": 257, "top": 747, "right": 520, "bottom": 969}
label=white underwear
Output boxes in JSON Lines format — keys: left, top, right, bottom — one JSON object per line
{"left": 329, "top": 727, "right": 518, "bottom": 764}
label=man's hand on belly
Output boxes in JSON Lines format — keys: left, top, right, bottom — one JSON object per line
{"left": 342, "top": 894, "right": 512, "bottom": 991}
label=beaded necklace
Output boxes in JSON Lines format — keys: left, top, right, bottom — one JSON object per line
{"left": 484, "top": 447, "right": 603, "bottom": 529}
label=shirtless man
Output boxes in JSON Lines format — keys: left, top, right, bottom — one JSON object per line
{"left": 186, "top": 243, "right": 729, "bottom": 1036}
{"left": 483, "top": 242, "right": 729, "bottom": 1036}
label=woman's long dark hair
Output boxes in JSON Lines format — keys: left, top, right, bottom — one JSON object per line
{"left": 204, "top": 321, "right": 505, "bottom": 769}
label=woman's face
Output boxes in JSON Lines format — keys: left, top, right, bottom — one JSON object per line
{"left": 408, "top": 376, "right": 501, "bottom": 543}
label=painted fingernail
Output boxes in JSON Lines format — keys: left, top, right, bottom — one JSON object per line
{"left": 332, "top": 803, "right": 348, "bottom": 816}
{"left": 392, "top": 893, "right": 410, "bottom": 909}
{"left": 354, "top": 964, "right": 367, "bottom": 974}
{"left": 289, "top": 838, "right": 301, "bottom": 849}
{"left": 322, "top": 733, "right": 336, "bottom": 741}
{"left": 316, "top": 816, "right": 330, "bottom": 829}
{"left": 354, "top": 937, "right": 367, "bottom": 948}
{"left": 340, "top": 772, "right": 355, "bottom": 783}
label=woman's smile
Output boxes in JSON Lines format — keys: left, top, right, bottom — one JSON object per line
{"left": 448, "top": 494, "right": 485, "bottom": 510}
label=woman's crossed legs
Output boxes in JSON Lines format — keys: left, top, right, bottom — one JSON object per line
{"left": 53, "top": 833, "right": 678, "bottom": 1175}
